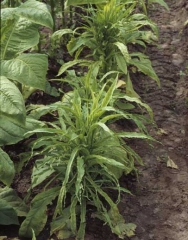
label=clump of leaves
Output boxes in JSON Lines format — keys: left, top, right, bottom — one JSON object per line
{"left": 19, "top": 70, "right": 154, "bottom": 239}
{"left": 61, "top": 0, "right": 159, "bottom": 82}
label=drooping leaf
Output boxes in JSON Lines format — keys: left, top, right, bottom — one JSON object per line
{"left": 0, "top": 199, "right": 19, "bottom": 225}
{"left": 150, "top": 0, "right": 169, "bottom": 10}
{"left": 1, "top": 54, "right": 48, "bottom": 90}
{"left": 115, "top": 55, "right": 127, "bottom": 75}
{"left": 0, "top": 148, "right": 15, "bottom": 186}
{"left": 0, "top": 76, "right": 26, "bottom": 125}
{"left": 31, "top": 159, "right": 55, "bottom": 188}
{"left": 51, "top": 29, "right": 73, "bottom": 42}
{"left": 15, "top": 0, "right": 53, "bottom": 29}
{"left": 130, "top": 57, "right": 160, "bottom": 86}
{"left": 19, "top": 187, "right": 61, "bottom": 238}
{"left": 65, "top": 0, "right": 108, "bottom": 7}
{"left": 57, "top": 60, "right": 92, "bottom": 76}
{"left": 75, "top": 157, "right": 85, "bottom": 202}
{"left": 1, "top": 12, "right": 39, "bottom": 60}
{"left": 114, "top": 42, "right": 130, "bottom": 63}
{"left": 0, "top": 117, "right": 43, "bottom": 146}
{"left": 0, "top": 187, "right": 29, "bottom": 216}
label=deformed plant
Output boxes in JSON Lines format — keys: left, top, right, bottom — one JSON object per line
{"left": 63, "top": 0, "right": 159, "bottom": 83}
{"left": 19, "top": 69, "right": 154, "bottom": 239}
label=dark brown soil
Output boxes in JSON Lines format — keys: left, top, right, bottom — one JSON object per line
{"left": 1, "top": 0, "right": 188, "bottom": 240}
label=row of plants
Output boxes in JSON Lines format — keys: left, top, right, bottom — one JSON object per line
{"left": 0, "top": 0, "right": 168, "bottom": 239}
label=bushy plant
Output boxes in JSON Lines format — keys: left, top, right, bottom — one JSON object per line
{"left": 19, "top": 69, "right": 154, "bottom": 239}
{"left": 63, "top": 0, "right": 159, "bottom": 83}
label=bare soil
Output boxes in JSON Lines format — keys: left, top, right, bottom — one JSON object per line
{"left": 0, "top": 0, "right": 188, "bottom": 240}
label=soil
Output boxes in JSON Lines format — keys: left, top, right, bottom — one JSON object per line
{"left": 1, "top": 0, "right": 188, "bottom": 240}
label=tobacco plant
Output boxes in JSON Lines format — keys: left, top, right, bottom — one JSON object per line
{"left": 0, "top": 0, "right": 53, "bottom": 147}
{"left": 19, "top": 68, "right": 154, "bottom": 239}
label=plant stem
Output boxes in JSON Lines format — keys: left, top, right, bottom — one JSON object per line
{"left": 10, "top": 0, "right": 15, "bottom": 7}
{"left": 61, "top": 0, "right": 65, "bottom": 28}
{"left": 50, "top": 0, "right": 56, "bottom": 31}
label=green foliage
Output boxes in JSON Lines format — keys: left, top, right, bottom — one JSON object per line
{"left": 0, "top": 187, "right": 29, "bottom": 225}
{"left": 0, "top": 148, "right": 15, "bottom": 186}
{"left": 0, "top": 0, "right": 52, "bottom": 146}
{"left": 63, "top": 0, "right": 159, "bottom": 86}
{"left": 20, "top": 70, "right": 154, "bottom": 239}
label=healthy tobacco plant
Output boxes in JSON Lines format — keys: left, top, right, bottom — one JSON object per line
{"left": 0, "top": 0, "right": 53, "bottom": 146}
{"left": 0, "top": 0, "right": 53, "bottom": 223}
{"left": 19, "top": 68, "right": 154, "bottom": 239}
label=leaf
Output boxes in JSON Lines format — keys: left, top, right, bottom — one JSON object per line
{"left": 1, "top": 54, "right": 48, "bottom": 90}
{"left": 0, "top": 187, "right": 29, "bottom": 216}
{"left": 32, "top": 159, "right": 55, "bottom": 188}
{"left": 1, "top": 12, "right": 39, "bottom": 60}
{"left": 116, "top": 132, "right": 154, "bottom": 141}
{"left": 15, "top": 0, "right": 53, "bottom": 29}
{"left": 115, "top": 55, "right": 127, "bottom": 75}
{"left": 120, "top": 95, "right": 153, "bottom": 119}
{"left": 0, "top": 199, "right": 19, "bottom": 225}
{"left": 32, "top": 229, "right": 37, "bottom": 240}
{"left": 0, "top": 148, "right": 15, "bottom": 186}
{"left": 114, "top": 42, "right": 130, "bottom": 63}
{"left": 130, "top": 57, "right": 160, "bottom": 86}
{"left": 65, "top": 0, "right": 108, "bottom": 7}
{"left": 0, "top": 76, "right": 26, "bottom": 125}
{"left": 125, "top": 73, "right": 140, "bottom": 98}
{"left": 57, "top": 59, "right": 91, "bottom": 76}
{"left": 150, "top": 0, "right": 169, "bottom": 11}
{"left": 56, "top": 147, "right": 81, "bottom": 215}
{"left": 50, "top": 207, "right": 72, "bottom": 235}
{"left": 51, "top": 29, "right": 73, "bottom": 42}
{"left": 167, "top": 157, "right": 178, "bottom": 169}
{"left": 0, "top": 117, "right": 43, "bottom": 146}
{"left": 75, "top": 157, "right": 85, "bottom": 202}
{"left": 116, "top": 80, "right": 126, "bottom": 89}
{"left": 19, "top": 187, "right": 61, "bottom": 238}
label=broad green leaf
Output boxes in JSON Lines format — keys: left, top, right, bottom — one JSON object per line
{"left": 65, "top": 0, "right": 108, "bottom": 7}
{"left": 15, "top": 0, "right": 53, "bottom": 29}
{"left": 0, "top": 187, "right": 29, "bottom": 216}
{"left": 0, "top": 76, "right": 26, "bottom": 125}
{"left": 0, "top": 117, "right": 43, "bottom": 146}
{"left": 19, "top": 187, "right": 61, "bottom": 238}
{"left": 1, "top": 13, "right": 39, "bottom": 60}
{"left": 0, "top": 148, "right": 15, "bottom": 186}
{"left": 1, "top": 54, "right": 48, "bottom": 90}
{"left": 0, "top": 199, "right": 19, "bottom": 225}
